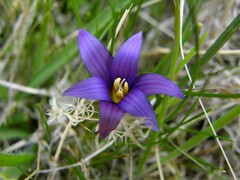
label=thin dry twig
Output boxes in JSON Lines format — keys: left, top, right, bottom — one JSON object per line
{"left": 141, "top": 47, "right": 240, "bottom": 57}
{"left": 37, "top": 140, "right": 114, "bottom": 174}
{"left": 0, "top": 79, "right": 49, "bottom": 96}
{"left": 155, "top": 145, "right": 165, "bottom": 180}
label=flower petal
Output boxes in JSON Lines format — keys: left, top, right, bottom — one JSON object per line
{"left": 99, "top": 101, "right": 125, "bottom": 138}
{"left": 78, "top": 29, "right": 113, "bottom": 80}
{"left": 63, "top": 77, "right": 111, "bottom": 101}
{"left": 118, "top": 88, "right": 159, "bottom": 131}
{"left": 134, "top": 73, "right": 184, "bottom": 98}
{"left": 110, "top": 32, "right": 142, "bottom": 86}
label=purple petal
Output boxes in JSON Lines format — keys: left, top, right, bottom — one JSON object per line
{"left": 110, "top": 32, "right": 142, "bottom": 86}
{"left": 99, "top": 101, "right": 125, "bottom": 138}
{"left": 134, "top": 73, "right": 184, "bottom": 98}
{"left": 118, "top": 88, "right": 159, "bottom": 131}
{"left": 63, "top": 77, "right": 111, "bottom": 101}
{"left": 78, "top": 29, "right": 113, "bottom": 80}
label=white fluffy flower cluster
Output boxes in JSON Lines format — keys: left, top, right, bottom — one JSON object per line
{"left": 47, "top": 97, "right": 97, "bottom": 126}
{"left": 105, "top": 116, "right": 152, "bottom": 148}
{"left": 47, "top": 95, "right": 152, "bottom": 148}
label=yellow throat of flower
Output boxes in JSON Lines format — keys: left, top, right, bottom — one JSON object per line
{"left": 111, "top": 77, "right": 129, "bottom": 103}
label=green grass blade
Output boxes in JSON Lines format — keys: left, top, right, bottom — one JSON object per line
{"left": 198, "top": 13, "right": 240, "bottom": 68}
{"left": 141, "top": 104, "right": 240, "bottom": 175}
{"left": 32, "top": 3, "right": 49, "bottom": 74}
{"left": 16, "top": 0, "right": 131, "bottom": 100}
{"left": 0, "top": 128, "right": 29, "bottom": 140}
{"left": 0, "top": 152, "right": 35, "bottom": 166}
{"left": 162, "top": 104, "right": 240, "bottom": 163}
{"left": 0, "top": 167, "right": 23, "bottom": 180}
{"left": 71, "top": 0, "right": 83, "bottom": 27}
{"left": 176, "top": 32, "right": 207, "bottom": 73}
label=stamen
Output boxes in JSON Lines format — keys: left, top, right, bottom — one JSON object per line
{"left": 114, "top": 78, "right": 121, "bottom": 92}
{"left": 116, "top": 91, "right": 124, "bottom": 99}
{"left": 123, "top": 82, "right": 129, "bottom": 95}
{"left": 112, "top": 77, "right": 129, "bottom": 103}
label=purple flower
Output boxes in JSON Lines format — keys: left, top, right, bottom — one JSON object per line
{"left": 63, "top": 29, "right": 184, "bottom": 138}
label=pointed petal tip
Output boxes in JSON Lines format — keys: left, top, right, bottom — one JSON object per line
{"left": 167, "top": 89, "right": 185, "bottom": 99}
{"left": 62, "top": 89, "right": 78, "bottom": 97}
{"left": 78, "top": 29, "right": 84, "bottom": 37}
{"left": 78, "top": 29, "right": 93, "bottom": 38}
{"left": 99, "top": 131, "right": 109, "bottom": 139}
{"left": 61, "top": 77, "right": 112, "bottom": 101}
{"left": 144, "top": 118, "right": 159, "bottom": 132}
{"left": 131, "top": 31, "right": 142, "bottom": 42}
{"left": 118, "top": 88, "right": 160, "bottom": 133}
{"left": 110, "top": 31, "right": 143, "bottom": 85}
{"left": 99, "top": 102, "right": 125, "bottom": 139}
{"left": 78, "top": 28, "right": 113, "bottom": 79}
{"left": 151, "top": 125, "right": 159, "bottom": 132}
{"left": 134, "top": 31, "right": 142, "bottom": 36}
{"left": 178, "top": 91, "right": 185, "bottom": 99}
{"left": 62, "top": 88, "right": 76, "bottom": 97}
{"left": 174, "top": 88, "right": 185, "bottom": 99}
{"left": 62, "top": 90, "right": 69, "bottom": 96}
{"left": 78, "top": 28, "right": 87, "bottom": 34}
{"left": 78, "top": 29, "right": 92, "bottom": 40}
{"left": 134, "top": 73, "right": 185, "bottom": 99}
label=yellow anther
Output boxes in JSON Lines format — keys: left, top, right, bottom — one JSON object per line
{"left": 111, "top": 77, "right": 129, "bottom": 103}
{"left": 123, "top": 82, "right": 129, "bottom": 95}
{"left": 113, "top": 78, "right": 121, "bottom": 92}
{"left": 116, "top": 91, "right": 124, "bottom": 99}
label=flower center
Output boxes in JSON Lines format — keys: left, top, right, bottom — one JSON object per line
{"left": 111, "top": 77, "right": 129, "bottom": 103}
